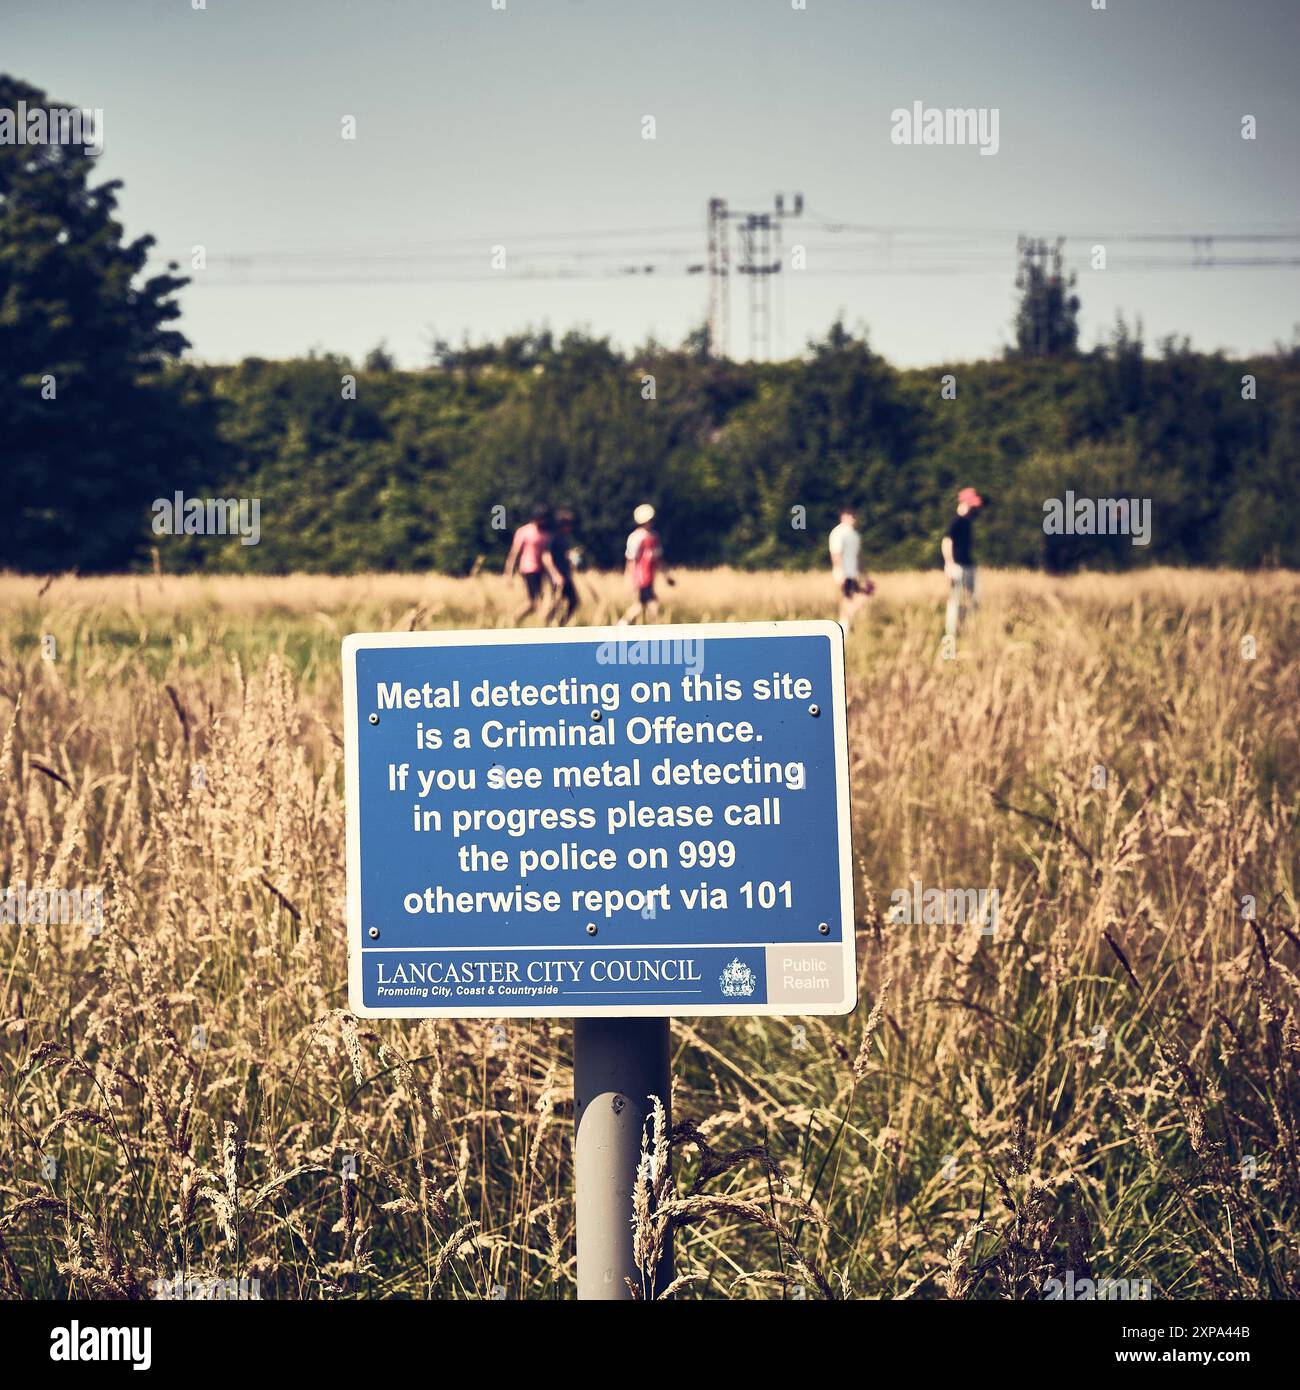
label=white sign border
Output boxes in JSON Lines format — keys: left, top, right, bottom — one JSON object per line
{"left": 343, "top": 620, "right": 857, "bottom": 1019}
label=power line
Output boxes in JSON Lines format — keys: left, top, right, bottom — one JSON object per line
{"left": 176, "top": 258, "right": 1300, "bottom": 291}
{"left": 153, "top": 212, "right": 1300, "bottom": 296}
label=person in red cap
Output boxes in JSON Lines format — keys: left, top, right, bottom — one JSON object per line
{"left": 941, "top": 486, "right": 983, "bottom": 637}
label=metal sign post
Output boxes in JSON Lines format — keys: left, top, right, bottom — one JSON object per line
{"left": 574, "top": 1016, "right": 671, "bottom": 1300}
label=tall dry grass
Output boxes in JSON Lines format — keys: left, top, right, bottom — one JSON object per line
{"left": 0, "top": 568, "right": 1297, "bottom": 1299}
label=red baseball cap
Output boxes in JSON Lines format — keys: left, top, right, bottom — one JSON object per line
{"left": 958, "top": 487, "right": 983, "bottom": 507}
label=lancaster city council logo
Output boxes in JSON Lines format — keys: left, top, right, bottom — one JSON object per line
{"left": 720, "top": 958, "right": 757, "bottom": 997}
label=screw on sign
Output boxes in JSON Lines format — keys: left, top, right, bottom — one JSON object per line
{"left": 342, "top": 621, "right": 856, "bottom": 1298}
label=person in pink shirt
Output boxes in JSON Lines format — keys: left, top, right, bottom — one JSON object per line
{"left": 619, "top": 503, "right": 673, "bottom": 624}
{"left": 504, "top": 506, "right": 563, "bottom": 624}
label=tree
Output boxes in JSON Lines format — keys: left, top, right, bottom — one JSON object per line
{"left": 1009, "top": 237, "right": 1080, "bottom": 359}
{"left": 1, "top": 74, "right": 200, "bottom": 572}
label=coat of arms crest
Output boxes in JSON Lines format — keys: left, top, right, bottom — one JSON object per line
{"left": 719, "top": 957, "right": 757, "bottom": 997}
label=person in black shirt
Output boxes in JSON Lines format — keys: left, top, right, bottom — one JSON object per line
{"left": 546, "top": 509, "right": 582, "bottom": 626}
{"left": 941, "top": 486, "right": 982, "bottom": 637}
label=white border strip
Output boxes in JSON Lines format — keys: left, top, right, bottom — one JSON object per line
{"left": 343, "top": 619, "right": 856, "bottom": 1019}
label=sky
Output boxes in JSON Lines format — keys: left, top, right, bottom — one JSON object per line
{"left": 7, "top": 0, "right": 1299, "bottom": 367}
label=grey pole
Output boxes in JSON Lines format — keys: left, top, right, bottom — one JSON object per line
{"left": 573, "top": 1017, "right": 672, "bottom": 1300}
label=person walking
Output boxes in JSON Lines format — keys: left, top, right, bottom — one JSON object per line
{"left": 619, "top": 503, "right": 672, "bottom": 624}
{"left": 941, "top": 486, "right": 982, "bottom": 637}
{"left": 504, "top": 506, "right": 562, "bottom": 624}
{"left": 828, "top": 506, "right": 872, "bottom": 629}
{"left": 546, "top": 509, "right": 582, "bottom": 626}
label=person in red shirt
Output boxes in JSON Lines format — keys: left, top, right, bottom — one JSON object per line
{"left": 504, "top": 506, "right": 563, "bottom": 624}
{"left": 619, "top": 503, "right": 673, "bottom": 624}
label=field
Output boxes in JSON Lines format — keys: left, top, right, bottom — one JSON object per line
{"left": 1, "top": 567, "right": 1297, "bottom": 1300}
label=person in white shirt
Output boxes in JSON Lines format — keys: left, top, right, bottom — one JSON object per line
{"left": 828, "top": 507, "right": 872, "bottom": 629}
{"left": 618, "top": 502, "right": 674, "bottom": 624}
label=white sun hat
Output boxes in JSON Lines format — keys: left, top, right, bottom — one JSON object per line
{"left": 633, "top": 503, "right": 655, "bottom": 524}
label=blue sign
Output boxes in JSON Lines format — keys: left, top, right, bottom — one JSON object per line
{"left": 343, "top": 622, "right": 855, "bottom": 1017}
